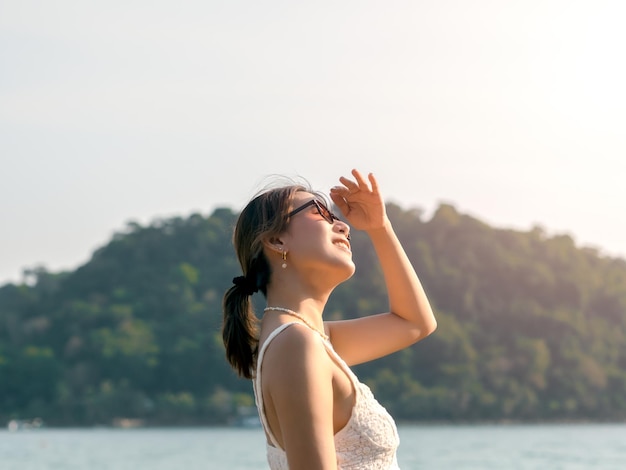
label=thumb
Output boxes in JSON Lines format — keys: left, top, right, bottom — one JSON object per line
{"left": 329, "top": 189, "right": 350, "bottom": 216}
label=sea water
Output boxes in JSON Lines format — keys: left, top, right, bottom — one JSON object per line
{"left": 1, "top": 423, "right": 625, "bottom": 469}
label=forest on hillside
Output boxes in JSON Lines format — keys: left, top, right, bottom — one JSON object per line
{"left": 1, "top": 202, "right": 625, "bottom": 427}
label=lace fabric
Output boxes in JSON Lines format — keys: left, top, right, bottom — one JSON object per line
{"left": 253, "top": 322, "right": 400, "bottom": 469}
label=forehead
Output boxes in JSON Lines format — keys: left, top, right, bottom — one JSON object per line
{"left": 292, "top": 191, "right": 317, "bottom": 205}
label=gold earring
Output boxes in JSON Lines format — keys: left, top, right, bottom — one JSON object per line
{"left": 281, "top": 251, "right": 287, "bottom": 269}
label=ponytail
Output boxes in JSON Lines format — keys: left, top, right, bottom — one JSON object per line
{"left": 222, "top": 283, "right": 259, "bottom": 379}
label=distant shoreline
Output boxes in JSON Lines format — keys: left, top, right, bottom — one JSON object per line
{"left": 5, "top": 419, "right": 626, "bottom": 431}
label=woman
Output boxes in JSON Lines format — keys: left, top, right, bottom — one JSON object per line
{"left": 222, "top": 169, "right": 437, "bottom": 469}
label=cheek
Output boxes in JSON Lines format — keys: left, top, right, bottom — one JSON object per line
{"left": 289, "top": 223, "right": 329, "bottom": 255}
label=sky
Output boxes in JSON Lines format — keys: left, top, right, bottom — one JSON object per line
{"left": 1, "top": 0, "right": 625, "bottom": 286}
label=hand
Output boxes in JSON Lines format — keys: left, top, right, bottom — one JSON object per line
{"left": 329, "top": 169, "right": 387, "bottom": 232}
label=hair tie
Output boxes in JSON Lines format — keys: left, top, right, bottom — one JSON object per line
{"left": 232, "top": 275, "right": 258, "bottom": 296}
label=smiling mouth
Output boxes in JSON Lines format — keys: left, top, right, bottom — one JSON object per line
{"left": 334, "top": 240, "right": 351, "bottom": 252}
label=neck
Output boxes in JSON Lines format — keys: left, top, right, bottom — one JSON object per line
{"left": 267, "top": 265, "right": 340, "bottom": 304}
{"left": 265, "top": 286, "right": 329, "bottom": 318}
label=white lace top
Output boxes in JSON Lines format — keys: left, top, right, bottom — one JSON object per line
{"left": 253, "top": 322, "right": 401, "bottom": 469}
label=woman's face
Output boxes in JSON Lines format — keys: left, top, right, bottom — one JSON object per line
{"left": 281, "top": 192, "right": 355, "bottom": 282}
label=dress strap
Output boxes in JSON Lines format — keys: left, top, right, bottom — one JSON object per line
{"left": 254, "top": 322, "right": 301, "bottom": 450}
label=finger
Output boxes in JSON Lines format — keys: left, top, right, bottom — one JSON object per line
{"left": 368, "top": 172, "right": 379, "bottom": 193}
{"left": 351, "top": 169, "right": 370, "bottom": 190}
{"left": 330, "top": 185, "right": 350, "bottom": 198}
{"left": 329, "top": 191, "right": 350, "bottom": 215}
{"left": 338, "top": 176, "right": 359, "bottom": 191}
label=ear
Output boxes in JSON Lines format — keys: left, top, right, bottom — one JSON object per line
{"left": 262, "top": 236, "right": 287, "bottom": 256}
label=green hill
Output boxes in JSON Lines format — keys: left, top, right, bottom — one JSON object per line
{"left": 1, "top": 203, "right": 625, "bottom": 426}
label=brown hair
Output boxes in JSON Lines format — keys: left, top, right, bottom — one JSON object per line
{"left": 222, "top": 182, "right": 325, "bottom": 378}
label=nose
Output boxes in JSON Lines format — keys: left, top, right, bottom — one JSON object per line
{"left": 336, "top": 220, "right": 351, "bottom": 240}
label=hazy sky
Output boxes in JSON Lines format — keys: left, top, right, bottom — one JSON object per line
{"left": 1, "top": 0, "right": 625, "bottom": 285}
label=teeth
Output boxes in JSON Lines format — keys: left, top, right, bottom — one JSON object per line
{"left": 335, "top": 241, "right": 351, "bottom": 251}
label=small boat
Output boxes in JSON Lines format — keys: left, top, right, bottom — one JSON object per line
{"left": 7, "top": 418, "right": 44, "bottom": 432}
{"left": 233, "top": 415, "right": 262, "bottom": 428}
{"left": 112, "top": 418, "right": 145, "bottom": 429}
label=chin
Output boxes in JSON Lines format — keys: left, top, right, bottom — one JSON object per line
{"left": 338, "top": 261, "right": 356, "bottom": 282}
{"left": 320, "top": 260, "right": 355, "bottom": 287}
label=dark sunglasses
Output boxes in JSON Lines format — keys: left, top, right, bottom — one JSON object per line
{"left": 288, "top": 199, "right": 340, "bottom": 224}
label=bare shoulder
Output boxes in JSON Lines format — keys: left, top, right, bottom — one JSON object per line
{"left": 262, "top": 323, "right": 332, "bottom": 387}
